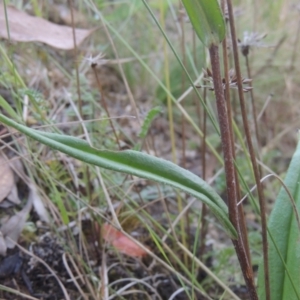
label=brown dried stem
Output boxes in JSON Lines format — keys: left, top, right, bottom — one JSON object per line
{"left": 209, "top": 44, "right": 257, "bottom": 299}
{"left": 226, "top": 0, "right": 269, "bottom": 299}
{"left": 221, "top": 0, "right": 251, "bottom": 267}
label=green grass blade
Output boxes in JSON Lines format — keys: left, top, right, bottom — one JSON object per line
{"left": 258, "top": 137, "right": 300, "bottom": 300}
{"left": 0, "top": 113, "right": 237, "bottom": 239}
{"left": 0, "top": 95, "right": 20, "bottom": 120}
{"left": 181, "top": 0, "right": 225, "bottom": 47}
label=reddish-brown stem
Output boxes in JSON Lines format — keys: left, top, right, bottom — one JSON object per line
{"left": 209, "top": 44, "right": 257, "bottom": 299}
{"left": 209, "top": 45, "right": 237, "bottom": 226}
{"left": 226, "top": 0, "right": 269, "bottom": 299}
{"left": 221, "top": 0, "right": 251, "bottom": 266}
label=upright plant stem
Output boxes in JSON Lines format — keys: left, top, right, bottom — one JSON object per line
{"left": 179, "top": 4, "right": 187, "bottom": 169}
{"left": 179, "top": 2, "right": 191, "bottom": 265}
{"left": 199, "top": 87, "right": 208, "bottom": 259}
{"left": 221, "top": 0, "right": 251, "bottom": 266}
{"left": 209, "top": 45, "right": 257, "bottom": 299}
{"left": 226, "top": 0, "right": 270, "bottom": 299}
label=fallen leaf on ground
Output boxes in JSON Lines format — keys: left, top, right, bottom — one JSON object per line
{"left": 0, "top": 232, "right": 6, "bottom": 257}
{"left": 5, "top": 158, "right": 22, "bottom": 205}
{"left": 102, "top": 223, "right": 148, "bottom": 258}
{"left": 0, "top": 155, "right": 14, "bottom": 203}
{"left": 0, "top": 5, "right": 95, "bottom": 50}
{"left": 8, "top": 156, "right": 25, "bottom": 182}
{"left": 28, "top": 183, "right": 49, "bottom": 223}
{"left": 6, "top": 185, "right": 20, "bottom": 205}
{"left": 0, "top": 196, "right": 33, "bottom": 255}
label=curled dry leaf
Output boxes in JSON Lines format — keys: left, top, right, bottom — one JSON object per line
{"left": 28, "top": 183, "right": 49, "bottom": 223}
{"left": 0, "top": 5, "right": 95, "bottom": 50}
{"left": 102, "top": 223, "right": 148, "bottom": 258}
{"left": 0, "top": 196, "right": 33, "bottom": 255}
{"left": 0, "top": 155, "right": 14, "bottom": 203}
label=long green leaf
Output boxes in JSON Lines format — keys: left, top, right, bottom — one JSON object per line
{"left": 181, "top": 0, "right": 225, "bottom": 47}
{"left": 258, "top": 137, "right": 300, "bottom": 300}
{"left": 0, "top": 113, "right": 237, "bottom": 239}
{"left": 0, "top": 95, "right": 20, "bottom": 120}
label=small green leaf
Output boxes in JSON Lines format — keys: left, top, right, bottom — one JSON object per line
{"left": 138, "top": 106, "right": 161, "bottom": 139}
{"left": 182, "top": 0, "right": 225, "bottom": 47}
{"left": 0, "top": 113, "right": 237, "bottom": 239}
{"left": 258, "top": 137, "right": 300, "bottom": 300}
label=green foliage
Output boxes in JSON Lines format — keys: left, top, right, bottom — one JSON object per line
{"left": 0, "top": 113, "right": 237, "bottom": 239}
{"left": 138, "top": 106, "right": 162, "bottom": 139}
{"left": 181, "top": 0, "right": 225, "bottom": 47}
{"left": 258, "top": 138, "right": 300, "bottom": 300}
{"left": 0, "top": 95, "right": 19, "bottom": 120}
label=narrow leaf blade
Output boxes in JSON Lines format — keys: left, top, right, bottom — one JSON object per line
{"left": 182, "top": 0, "right": 225, "bottom": 47}
{"left": 258, "top": 138, "right": 300, "bottom": 300}
{"left": 0, "top": 114, "right": 237, "bottom": 239}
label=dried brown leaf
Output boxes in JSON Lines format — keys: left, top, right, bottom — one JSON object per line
{"left": 0, "top": 233, "right": 7, "bottom": 256}
{"left": 6, "top": 185, "right": 20, "bottom": 205}
{"left": 29, "top": 183, "right": 49, "bottom": 223}
{"left": 9, "top": 157, "right": 25, "bottom": 182}
{"left": 0, "top": 200, "right": 16, "bottom": 208}
{"left": 102, "top": 223, "right": 148, "bottom": 258}
{"left": 0, "top": 197, "right": 33, "bottom": 249}
{"left": 0, "top": 156, "right": 14, "bottom": 203}
{"left": 0, "top": 5, "right": 95, "bottom": 50}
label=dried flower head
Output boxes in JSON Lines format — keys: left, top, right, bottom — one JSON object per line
{"left": 83, "top": 52, "right": 108, "bottom": 68}
{"left": 238, "top": 31, "right": 267, "bottom": 56}
{"left": 196, "top": 68, "right": 252, "bottom": 92}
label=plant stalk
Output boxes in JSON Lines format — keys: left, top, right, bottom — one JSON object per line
{"left": 226, "top": 0, "right": 269, "bottom": 298}
{"left": 209, "top": 44, "right": 257, "bottom": 299}
{"left": 221, "top": 0, "right": 251, "bottom": 266}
